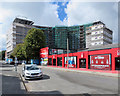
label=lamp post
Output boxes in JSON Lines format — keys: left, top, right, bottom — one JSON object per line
{"left": 15, "top": 56, "right": 17, "bottom": 72}
{"left": 67, "top": 38, "right": 69, "bottom": 68}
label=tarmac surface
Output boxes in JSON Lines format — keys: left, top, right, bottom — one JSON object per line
{"left": 1, "top": 61, "right": 119, "bottom": 95}
{"left": 18, "top": 64, "right": 119, "bottom": 95}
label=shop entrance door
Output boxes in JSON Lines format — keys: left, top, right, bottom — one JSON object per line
{"left": 115, "top": 57, "right": 120, "bottom": 70}
{"left": 53, "top": 59, "right": 56, "bottom": 66}
{"left": 79, "top": 59, "right": 86, "bottom": 68}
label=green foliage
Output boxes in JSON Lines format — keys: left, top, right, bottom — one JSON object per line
{"left": 23, "top": 28, "right": 46, "bottom": 59}
{"left": 11, "top": 44, "right": 25, "bottom": 60}
{"left": 0, "top": 50, "right": 5, "bottom": 60}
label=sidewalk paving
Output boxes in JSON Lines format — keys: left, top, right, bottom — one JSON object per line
{"left": 1, "top": 63, "right": 27, "bottom": 94}
{"left": 38, "top": 66, "right": 119, "bottom": 78}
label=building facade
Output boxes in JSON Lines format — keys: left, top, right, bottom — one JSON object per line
{"left": 86, "top": 21, "right": 112, "bottom": 48}
{"left": 6, "top": 18, "right": 34, "bottom": 57}
{"left": 6, "top": 18, "right": 113, "bottom": 58}
{"left": 40, "top": 44, "right": 120, "bottom": 71}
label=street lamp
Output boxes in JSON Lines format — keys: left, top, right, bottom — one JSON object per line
{"left": 67, "top": 37, "right": 69, "bottom": 68}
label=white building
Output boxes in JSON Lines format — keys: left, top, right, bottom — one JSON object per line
{"left": 86, "top": 21, "right": 112, "bottom": 48}
{"left": 6, "top": 18, "right": 34, "bottom": 57}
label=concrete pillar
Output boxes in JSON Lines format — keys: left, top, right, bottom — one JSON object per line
{"left": 112, "top": 54, "right": 115, "bottom": 71}
{"left": 86, "top": 52, "right": 89, "bottom": 69}
{"left": 56, "top": 55, "right": 57, "bottom": 67}
{"left": 77, "top": 55, "right": 79, "bottom": 68}
{"left": 62, "top": 54, "right": 64, "bottom": 68}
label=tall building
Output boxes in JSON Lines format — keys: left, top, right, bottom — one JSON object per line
{"left": 36, "top": 24, "right": 93, "bottom": 51}
{"left": 33, "top": 26, "right": 54, "bottom": 48}
{"left": 6, "top": 18, "right": 113, "bottom": 57}
{"left": 6, "top": 18, "right": 34, "bottom": 57}
{"left": 86, "top": 21, "right": 112, "bottom": 48}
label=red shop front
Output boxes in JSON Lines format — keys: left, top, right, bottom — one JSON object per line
{"left": 40, "top": 47, "right": 120, "bottom": 71}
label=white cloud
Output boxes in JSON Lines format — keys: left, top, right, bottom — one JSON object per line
{"left": 33, "top": 3, "right": 64, "bottom": 26}
{"left": 0, "top": 3, "right": 14, "bottom": 51}
{"left": 0, "top": 2, "right": 66, "bottom": 50}
{"left": 0, "top": 4, "right": 13, "bottom": 22}
{"left": 65, "top": 1, "right": 118, "bottom": 43}
{"left": 0, "top": 1, "right": 118, "bottom": 51}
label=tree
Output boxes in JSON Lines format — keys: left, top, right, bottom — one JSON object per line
{"left": 11, "top": 43, "right": 25, "bottom": 60}
{"left": 0, "top": 50, "right": 5, "bottom": 60}
{"left": 23, "top": 28, "right": 46, "bottom": 60}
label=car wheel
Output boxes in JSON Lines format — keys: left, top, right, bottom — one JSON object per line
{"left": 41, "top": 76, "right": 43, "bottom": 79}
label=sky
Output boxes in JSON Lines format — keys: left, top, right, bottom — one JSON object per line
{"left": 0, "top": 0, "right": 119, "bottom": 51}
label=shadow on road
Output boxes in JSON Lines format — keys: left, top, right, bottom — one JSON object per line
{"left": 29, "top": 90, "right": 63, "bottom": 95}
{"left": 27, "top": 74, "right": 50, "bottom": 81}
{"left": 42, "top": 74, "right": 50, "bottom": 80}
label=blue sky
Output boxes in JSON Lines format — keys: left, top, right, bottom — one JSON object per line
{"left": 52, "top": 1, "right": 69, "bottom": 21}
{"left": 0, "top": 1, "right": 118, "bottom": 51}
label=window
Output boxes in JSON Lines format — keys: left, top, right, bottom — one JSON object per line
{"left": 57, "top": 57, "right": 62, "bottom": 67}
{"left": 48, "top": 58, "right": 52, "bottom": 65}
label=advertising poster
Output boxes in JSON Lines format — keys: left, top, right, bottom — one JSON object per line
{"left": 64, "top": 56, "right": 77, "bottom": 68}
{"left": 40, "top": 47, "right": 48, "bottom": 66}
{"left": 90, "top": 54, "right": 111, "bottom": 70}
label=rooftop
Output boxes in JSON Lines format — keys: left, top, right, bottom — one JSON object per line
{"left": 13, "top": 18, "right": 34, "bottom": 25}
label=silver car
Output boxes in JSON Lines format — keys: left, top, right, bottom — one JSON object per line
{"left": 22, "top": 64, "right": 43, "bottom": 80}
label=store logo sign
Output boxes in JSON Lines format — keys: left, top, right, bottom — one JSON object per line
{"left": 117, "top": 50, "right": 120, "bottom": 56}
{"left": 81, "top": 53, "right": 84, "bottom": 58}
{"left": 53, "top": 56, "right": 55, "bottom": 59}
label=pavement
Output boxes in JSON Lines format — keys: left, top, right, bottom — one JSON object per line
{"left": 1, "top": 62, "right": 27, "bottom": 95}
{"left": 38, "top": 66, "right": 119, "bottom": 78}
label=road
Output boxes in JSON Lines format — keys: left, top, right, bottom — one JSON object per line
{"left": 18, "top": 64, "right": 119, "bottom": 95}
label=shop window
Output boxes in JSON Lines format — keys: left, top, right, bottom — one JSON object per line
{"left": 57, "top": 57, "right": 62, "bottom": 67}
{"left": 48, "top": 58, "right": 52, "bottom": 65}
{"left": 64, "top": 56, "right": 77, "bottom": 68}
{"left": 53, "top": 59, "right": 56, "bottom": 66}
{"left": 115, "top": 57, "right": 120, "bottom": 70}
{"left": 79, "top": 59, "right": 86, "bottom": 68}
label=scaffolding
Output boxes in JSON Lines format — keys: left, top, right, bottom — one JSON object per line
{"left": 34, "top": 23, "right": 93, "bottom": 51}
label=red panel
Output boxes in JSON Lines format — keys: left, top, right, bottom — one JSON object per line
{"left": 90, "top": 54, "right": 111, "bottom": 70}
{"left": 40, "top": 47, "right": 48, "bottom": 58}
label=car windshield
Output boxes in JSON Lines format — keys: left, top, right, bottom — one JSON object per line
{"left": 26, "top": 66, "right": 39, "bottom": 70}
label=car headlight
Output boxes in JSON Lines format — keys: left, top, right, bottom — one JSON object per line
{"left": 26, "top": 73, "right": 30, "bottom": 75}
{"left": 39, "top": 72, "right": 42, "bottom": 74}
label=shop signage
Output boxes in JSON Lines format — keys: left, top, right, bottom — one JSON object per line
{"left": 90, "top": 54, "right": 111, "bottom": 70}
{"left": 81, "top": 53, "right": 84, "bottom": 58}
{"left": 40, "top": 47, "right": 48, "bottom": 65}
{"left": 117, "top": 50, "right": 120, "bottom": 56}
{"left": 53, "top": 56, "right": 55, "bottom": 59}
{"left": 40, "top": 47, "right": 48, "bottom": 58}
{"left": 52, "top": 49, "right": 57, "bottom": 54}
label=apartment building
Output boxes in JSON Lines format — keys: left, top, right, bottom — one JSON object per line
{"left": 86, "top": 21, "right": 112, "bottom": 48}
{"left": 6, "top": 18, "right": 33, "bottom": 57}
{"left": 6, "top": 18, "right": 113, "bottom": 57}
